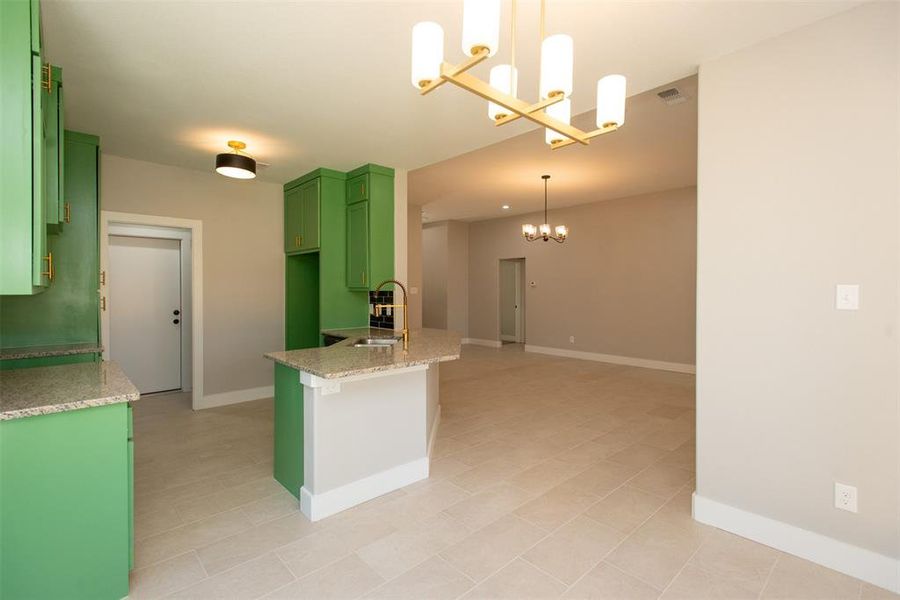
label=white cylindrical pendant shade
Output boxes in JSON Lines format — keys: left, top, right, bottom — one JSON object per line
{"left": 539, "top": 34, "right": 574, "bottom": 99}
{"left": 545, "top": 98, "right": 571, "bottom": 145}
{"left": 462, "top": 0, "right": 501, "bottom": 56}
{"left": 596, "top": 74, "right": 626, "bottom": 128}
{"left": 411, "top": 22, "right": 444, "bottom": 89}
{"left": 488, "top": 65, "right": 518, "bottom": 120}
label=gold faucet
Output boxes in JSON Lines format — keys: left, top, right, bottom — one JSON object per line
{"left": 374, "top": 279, "right": 409, "bottom": 351}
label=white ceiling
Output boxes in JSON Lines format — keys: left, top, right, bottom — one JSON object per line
{"left": 410, "top": 74, "right": 697, "bottom": 222}
{"left": 42, "top": 1, "right": 858, "bottom": 184}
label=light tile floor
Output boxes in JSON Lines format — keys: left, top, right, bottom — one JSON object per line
{"left": 130, "top": 344, "right": 894, "bottom": 599}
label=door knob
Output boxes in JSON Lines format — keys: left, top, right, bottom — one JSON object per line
{"left": 173, "top": 319, "right": 180, "bottom": 324}
{"left": 173, "top": 309, "right": 180, "bottom": 315}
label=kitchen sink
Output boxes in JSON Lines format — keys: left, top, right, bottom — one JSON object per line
{"left": 352, "top": 337, "right": 401, "bottom": 348}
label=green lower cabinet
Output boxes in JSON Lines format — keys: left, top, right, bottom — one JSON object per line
{"left": 273, "top": 363, "right": 304, "bottom": 498}
{"left": 0, "top": 403, "right": 132, "bottom": 600}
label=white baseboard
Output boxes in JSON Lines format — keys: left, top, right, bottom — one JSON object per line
{"left": 428, "top": 404, "right": 442, "bottom": 458}
{"left": 693, "top": 493, "right": 900, "bottom": 594}
{"left": 198, "top": 385, "right": 274, "bottom": 410}
{"left": 462, "top": 338, "right": 502, "bottom": 348}
{"left": 300, "top": 457, "right": 429, "bottom": 521}
{"left": 524, "top": 344, "right": 695, "bottom": 374}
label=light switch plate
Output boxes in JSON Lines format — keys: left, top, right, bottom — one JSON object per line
{"left": 835, "top": 284, "right": 859, "bottom": 310}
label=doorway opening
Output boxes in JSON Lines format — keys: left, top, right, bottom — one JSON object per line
{"left": 499, "top": 258, "right": 525, "bottom": 344}
{"left": 100, "top": 212, "right": 204, "bottom": 407}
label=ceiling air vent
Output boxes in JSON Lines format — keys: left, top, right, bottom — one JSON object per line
{"left": 657, "top": 87, "right": 688, "bottom": 106}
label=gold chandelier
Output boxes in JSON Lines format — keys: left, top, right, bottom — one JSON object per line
{"left": 411, "top": 0, "right": 627, "bottom": 148}
{"left": 522, "top": 175, "right": 567, "bottom": 242}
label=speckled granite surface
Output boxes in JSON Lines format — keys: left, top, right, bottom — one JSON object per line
{"left": 320, "top": 327, "right": 399, "bottom": 340}
{"left": 266, "top": 328, "right": 461, "bottom": 379}
{"left": 0, "top": 361, "right": 139, "bottom": 421}
{"left": 0, "top": 342, "right": 104, "bottom": 360}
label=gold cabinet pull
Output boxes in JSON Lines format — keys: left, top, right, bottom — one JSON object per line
{"left": 100, "top": 296, "right": 106, "bottom": 311}
{"left": 41, "top": 252, "right": 53, "bottom": 281}
{"left": 295, "top": 235, "right": 301, "bottom": 247}
{"left": 361, "top": 271, "right": 366, "bottom": 285}
{"left": 299, "top": 234, "right": 303, "bottom": 247}
{"left": 100, "top": 270, "right": 106, "bottom": 286}
{"left": 360, "top": 183, "right": 365, "bottom": 197}
{"left": 64, "top": 202, "right": 71, "bottom": 223}
{"left": 41, "top": 63, "right": 52, "bottom": 92}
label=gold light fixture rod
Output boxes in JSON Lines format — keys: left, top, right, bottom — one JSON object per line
{"left": 494, "top": 93, "right": 565, "bottom": 127}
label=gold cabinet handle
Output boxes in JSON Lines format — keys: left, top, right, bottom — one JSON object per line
{"left": 64, "top": 202, "right": 71, "bottom": 223}
{"left": 361, "top": 271, "right": 366, "bottom": 285}
{"left": 299, "top": 234, "right": 303, "bottom": 247}
{"left": 100, "top": 270, "right": 106, "bottom": 286}
{"left": 41, "top": 63, "right": 52, "bottom": 92}
{"left": 360, "top": 183, "right": 365, "bottom": 197}
{"left": 41, "top": 252, "right": 53, "bottom": 281}
{"left": 100, "top": 296, "right": 106, "bottom": 311}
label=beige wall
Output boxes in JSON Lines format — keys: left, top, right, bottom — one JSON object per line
{"left": 101, "top": 154, "right": 284, "bottom": 397}
{"left": 407, "top": 204, "right": 423, "bottom": 329}
{"left": 696, "top": 0, "right": 899, "bottom": 566}
{"left": 421, "top": 221, "right": 470, "bottom": 335}
{"left": 468, "top": 187, "right": 696, "bottom": 364}
{"left": 422, "top": 223, "right": 447, "bottom": 329}
{"left": 445, "top": 221, "right": 469, "bottom": 336}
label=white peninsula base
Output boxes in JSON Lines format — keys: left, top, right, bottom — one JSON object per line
{"left": 297, "top": 363, "right": 440, "bottom": 521}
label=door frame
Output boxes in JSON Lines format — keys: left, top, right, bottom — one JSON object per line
{"left": 100, "top": 211, "right": 204, "bottom": 409}
{"left": 498, "top": 257, "right": 526, "bottom": 343}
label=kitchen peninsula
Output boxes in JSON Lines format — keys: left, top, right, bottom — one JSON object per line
{"left": 265, "top": 327, "right": 460, "bottom": 521}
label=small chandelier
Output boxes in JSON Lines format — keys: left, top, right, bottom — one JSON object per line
{"left": 215, "top": 140, "right": 256, "bottom": 179}
{"left": 523, "top": 175, "right": 567, "bottom": 243}
{"left": 411, "top": 0, "right": 626, "bottom": 149}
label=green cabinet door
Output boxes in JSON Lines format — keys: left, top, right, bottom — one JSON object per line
{"left": 284, "top": 185, "right": 303, "bottom": 253}
{"left": 45, "top": 66, "right": 64, "bottom": 231}
{"left": 284, "top": 179, "right": 320, "bottom": 253}
{"left": 346, "top": 174, "right": 369, "bottom": 204}
{"left": 300, "top": 178, "right": 320, "bottom": 251}
{"left": 347, "top": 201, "right": 369, "bottom": 290}
{"left": 32, "top": 54, "right": 48, "bottom": 289}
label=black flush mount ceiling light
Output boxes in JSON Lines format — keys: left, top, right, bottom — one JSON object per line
{"left": 215, "top": 140, "right": 256, "bottom": 179}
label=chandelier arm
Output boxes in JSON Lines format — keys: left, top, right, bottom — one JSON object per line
{"left": 549, "top": 123, "right": 620, "bottom": 149}
{"left": 494, "top": 94, "right": 564, "bottom": 127}
{"left": 440, "top": 68, "right": 589, "bottom": 144}
{"left": 419, "top": 48, "right": 491, "bottom": 96}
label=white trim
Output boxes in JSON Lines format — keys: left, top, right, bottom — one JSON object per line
{"left": 693, "top": 493, "right": 900, "bottom": 594}
{"left": 499, "top": 334, "right": 517, "bottom": 342}
{"left": 300, "top": 457, "right": 429, "bottom": 521}
{"left": 101, "top": 211, "right": 204, "bottom": 409}
{"left": 524, "top": 344, "right": 696, "bottom": 374}
{"left": 197, "top": 385, "right": 274, "bottom": 410}
{"left": 428, "top": 404, "right": 442, "bottom": 458}
{"left": 462, "top": 338, "right": 502, "bottom": 348}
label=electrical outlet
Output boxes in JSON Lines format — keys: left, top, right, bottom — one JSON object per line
{"left": 835, "top": 284, "right": 859, "bottom": 310}
{"left": 834, "top": 482, "right": 858, "bottom": 513}
{"left": 569, "top": 336, "right": 575, "bottom": 344}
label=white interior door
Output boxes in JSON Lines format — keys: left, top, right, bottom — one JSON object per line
{"left": 109, "top": 236, "right": 182, "bottom": 394}
{"left": 500, "top": 259, "right": 521, "bottom": 342}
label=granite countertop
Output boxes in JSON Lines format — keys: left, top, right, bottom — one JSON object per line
{"left": 265, "top": 328, "right": 461, "bottom": 379}
{"left": 0, "top": 342, "right": 104, "bottom": 361}
{"left": 0, "top": 361, "right": 139, "bottom": 421}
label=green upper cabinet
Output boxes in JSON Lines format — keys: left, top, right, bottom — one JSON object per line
{"left": 346, "top": 173, "right": 369, "bottom": 204}
{"left": 1, "top": 0, "right": 52, "bottom": 294}
{"left": 284, "top": 178, "right": 320, "bottom": 254}
{"left": 45, "top": 65, "right": 65, "bottom": 232}
{"left": 346, "top": 201, "right": 369, "bottom": 290}
{"left": 345, "top": 164, "right": 394, "bottom": 291}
